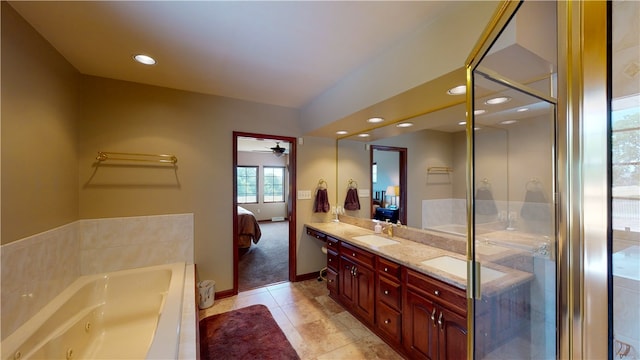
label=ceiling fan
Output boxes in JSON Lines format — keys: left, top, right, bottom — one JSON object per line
{"left": 270, "top": 142, "right": 286, "bottom": 157}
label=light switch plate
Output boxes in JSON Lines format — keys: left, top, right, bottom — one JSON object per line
{"left": 297, "top": 190, "right": 312, "bottom": 200}
{"left": 359, "top": 189, "right": 370, "bottom": 198}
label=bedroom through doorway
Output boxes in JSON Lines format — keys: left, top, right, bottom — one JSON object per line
{"left": 233, "top": 132, "right": 297, "bottom": 293}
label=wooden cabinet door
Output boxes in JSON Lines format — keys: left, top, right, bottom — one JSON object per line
{"left": 438, "top": 306, "right": 467, "bottom": 360}
{"left": 339, "top": 256, "right": 356, "bottom": 304}
{"left": 340, "top": 255, "right": 375, "bottom": 324}
{"left": 377, "top": 301, "right": 402, "bottom": 344}
{"left": 326, "top": 267, "right": 338, "bottom": 296}
{"left": 353, "top": 263, "right": 375, "bottom": 324}
{"left": 403, "top": 290, "right": 439, "bottom": 360}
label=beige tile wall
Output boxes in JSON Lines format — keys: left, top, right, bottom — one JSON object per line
{"left": 1, "top": 222, "right": 79, "bottom": 338}
{"left": 1, "top": 213, "right": 194, "bottom": 339}
{"left": 79, "top": 213, "right": 194, "bottom": 274}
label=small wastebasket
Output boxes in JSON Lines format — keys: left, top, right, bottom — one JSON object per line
{"left": 198, "top": 280, "right": 215, "bottom": 309}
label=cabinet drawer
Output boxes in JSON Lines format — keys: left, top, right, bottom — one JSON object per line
{"left": 326, "top": 236, "right": 339, "bottom": 251}
{"left": 377, "top": 301, "right": 402, "bottom": 343}
{"left": 377, "top": 276, "right": 402, "bottom": 310}
{"left": 340, "top": 242, "right": 375, "bottom": 268}
{"left": 377, "top": 257, "right": 401, "bottom": 280}
{"left": 405, "top": 268, "right": 467, "bottom": 315}
{"left": 327, "top": 268, "right": 338, "bottom": 294}
{"left": 306, "top": 228, "right": 326, "bottom": 241}
{"left": 327, "top": 249, "right": 339, "bottom": 271}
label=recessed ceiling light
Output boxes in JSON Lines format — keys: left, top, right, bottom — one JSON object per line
{"left": 517, "top": 108, "right": 529, "bottom": 112}
{"left": 485, "top": 96, "right": 511, "bottom": 105}
{"left": 474, "top": 109, "right": 486, "bottom": 115}
{"left": 500, "top": 120, "right": 518, "bottom": 125}
{"left": 336, "top": 130, "right": 348, "bottom": 135}
{"left": 458, "top": 121, "right": 466, "bottom": 126}
{"left": 396, "top": 122, "right": 414, "bottom": 128}
{"left": 133, "top": 54, "right": 156, "bottom": 65}
{"left": 358, "top": 133, "right": 370, "bottom": 138}
{"left": 367, "top": 117, "right": 384, "bottom": 123}
{"left": 447, "top": 85, "right": 466, "bottom": 95}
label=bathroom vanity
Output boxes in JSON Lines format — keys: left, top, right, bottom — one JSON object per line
{"left": 306, "top": 220, "right": 533, "bottom": 359}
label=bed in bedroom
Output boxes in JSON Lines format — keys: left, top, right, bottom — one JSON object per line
{"left": 237, "top": 206, "right": 262, "bottom": 249}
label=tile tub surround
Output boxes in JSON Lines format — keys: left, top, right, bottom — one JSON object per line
{"left": 1, "top": 222, "right": 80, "bottom": 339}
{"left": 422, "top": 198, "right": 467, "bottom": 229}
{"left": 179, "top": 264, "right": 198, "bottom": 359}
{"left": 79, "top": 213, "right": 194, "bottom": 274}
{"left": 1, "top": 213, "right": 194, "bottom": 340}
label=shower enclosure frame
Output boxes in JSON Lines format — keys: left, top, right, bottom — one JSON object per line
{"left": 464, "top": 1, "right": 609, "bottom": 359}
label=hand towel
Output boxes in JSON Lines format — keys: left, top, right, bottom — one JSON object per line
{"left": 344, "top": 188, "right": 361, "bottom": 210}
{"left": 475, "top": 188, "right": 498, "bottom": 215}
{"left": 520, "top": 189, "right": 551, "bottom": 221}
{"left": 314, "top": 188, "right": 330, "bottom": 213}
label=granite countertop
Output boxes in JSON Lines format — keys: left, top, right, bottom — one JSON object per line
{"left": 306, "top": 221, "right": 533, "bottom": 296}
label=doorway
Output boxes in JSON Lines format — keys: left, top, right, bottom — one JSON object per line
{"left": 233, "top": 132, "right": 297, "bottom": 293}
{"left": 370, "top": 145, "right": 407, "bottom": 225}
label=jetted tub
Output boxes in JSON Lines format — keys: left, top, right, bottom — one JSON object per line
{"left": 1, "top": 262, "right": 186, "bottom": 360}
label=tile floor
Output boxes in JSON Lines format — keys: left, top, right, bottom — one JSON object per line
{"left": 199, "top": 279, "right": 404, "bottom": 360}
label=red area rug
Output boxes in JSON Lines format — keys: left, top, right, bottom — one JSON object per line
{"left": 199, "top": 304, "right": 300, "bottom": 360}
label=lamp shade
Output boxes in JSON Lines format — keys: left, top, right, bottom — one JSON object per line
{"left": 385, "top": 185, "right": 396, "bottom": 196}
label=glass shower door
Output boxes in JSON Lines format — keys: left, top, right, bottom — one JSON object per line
{"left": 611, "top": 1, "right": 640, "bottom": 357}
{"left": 468, "top": 2, "right": 558, "bottom": 358}
{"left": 472, "top": 73, "right": 556, "bottom": 359}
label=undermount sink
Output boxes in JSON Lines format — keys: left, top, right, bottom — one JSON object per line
{"left": 352, "top": 234, "right": 399, "bottom": 247}
{"left": 420, "top": 256, "right": 506, "bottom": 282}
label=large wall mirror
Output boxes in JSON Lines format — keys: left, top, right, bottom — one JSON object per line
{"left": 337, "top": 97, "right": 469, "bottom": 231}
{"left": 336, "top": 12, "right": 556, "bottom": 239}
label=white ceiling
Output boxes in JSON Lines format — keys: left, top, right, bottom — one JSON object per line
{"left": 9, "top": 1, "right": 454, "bottom": 109}
{"left": 237, "top": 136, "right": 289, "bottom": 154}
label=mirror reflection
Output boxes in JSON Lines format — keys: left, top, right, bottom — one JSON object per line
{"left": 337, "top": 103, "right": 468, "bottom": 230}
{"left": 371, "top": 145, "right": 406, "bottom": 225}
{"left": 337, "top": 0, "right": 558, "bottom": 235}
{"left": 337, "top": 71, "right": 556, "bottom": 235}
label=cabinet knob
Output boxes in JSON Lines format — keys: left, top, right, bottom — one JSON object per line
{"left": 384, "top": 319, "right": 391, "bottom": 324}
{"left": 384, "top": 267, "right": 389, "bottom": 272}
{"left": 328, "top": 258, "right": 332, "bottom": 262}
{"left": 328, "top": 279, "right": 333, "bottom": 283}
{"left": 352, "top": 253, "right": 356, "bottom": 257}
{"left": 384, "top": 290, "right": 389, "bottom": 295}
{"left": 434, "top": 290, "right": 440, "bottom": 296}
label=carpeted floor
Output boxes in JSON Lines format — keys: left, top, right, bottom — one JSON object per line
{"left": 199, "top": 304, "right": 300, "bottom": 360}
{"left": 238, "top": 220, "right": 289, "bottom": 292}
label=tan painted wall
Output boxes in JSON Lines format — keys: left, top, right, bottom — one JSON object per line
{"left": 1, "top": 3, "right": 80, "bottom": 244}
{"left": 0, "top": 3, "right": 337, "bottom": 292}
{"left": 300, "top": 1, "right": 500, "bottom": 134}
{"left": 295, "top": 136, "right": 336, "bottom": 276}
{"left": 76, "top": 76, "right": 310, "bottom": 290}
{"left": 337, "top": 139, "right": 370, "bottom": 220}
{"left": 337, "top": 129, "right": 458, "bottom": 229}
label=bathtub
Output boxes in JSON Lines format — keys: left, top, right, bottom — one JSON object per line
{"left": 1, "top": 262, "right": 186, "bottom": 360}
